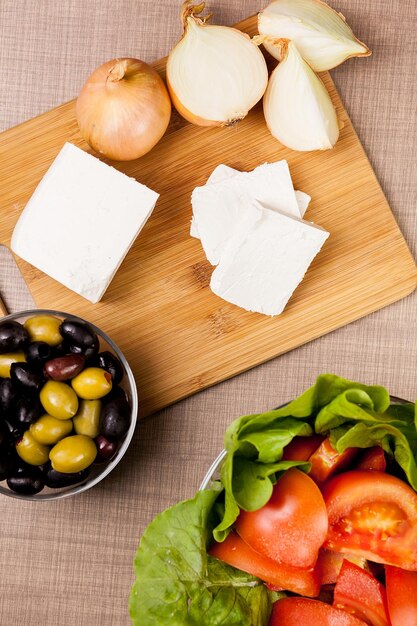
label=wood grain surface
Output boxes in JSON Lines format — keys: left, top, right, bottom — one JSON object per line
{"left": 0, "top": 14, "right": 416, "bottom": 418}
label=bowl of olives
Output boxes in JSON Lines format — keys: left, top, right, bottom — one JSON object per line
{"left": 0, "top": 309, "right": 138, "bottom": 500}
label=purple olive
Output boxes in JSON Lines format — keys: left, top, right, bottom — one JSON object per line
{"left": 44, "top": 354, "right": 85, "bottom": 381}
{"left": 0, "top": 321, "right": 29, "bottom": 353}
{"left": 99, "top": 395, "right": 131, "bottom": 441}
{"left": 95, "top": 435, "right": 117, "bottom": 462}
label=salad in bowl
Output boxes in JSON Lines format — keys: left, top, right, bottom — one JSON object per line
{"left": 129, "top": 374, "right": 417, "bottom": 625}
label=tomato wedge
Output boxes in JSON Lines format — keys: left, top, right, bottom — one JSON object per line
{"left": 308, "top": 437, "right": 358, "bottom": 484}
{"left": 235, "top": 468, "right": 328, "bottom": 568}
{"left": 385, "top": 565, "right": 417, "bottom": 626}
{"left": 209, "top": 531, "right": 321, "bottom": 597}
{"left": 318, "top": 549, "right": 367, "bottom": 585}
{"left": 323, "top": 470, "right": 417, "bottom": 569}
{"left": 269, "top": 597, "right": 368, "bottom": 626}
{"left": 355, "top": 447, "right": 386, "bottom": 472}
{"left": 333, "top": 560, "right": 391, "bottom": 626}
{"left": 282, "top": 435, "right": 324, "bottom": 461}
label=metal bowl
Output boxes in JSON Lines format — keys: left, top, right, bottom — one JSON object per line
{"left": 199, "top": 395, "right": 409, "bottom": 491}
{"left": 0, "top": 309, "right": 138, "bottom": 501}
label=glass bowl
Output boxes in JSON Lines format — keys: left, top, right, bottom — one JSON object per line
{"left": 0, "top": 309, "right": 138, "bottom": 501}
{"left": 199, "top": 395, "right": 408, "bottom": 490}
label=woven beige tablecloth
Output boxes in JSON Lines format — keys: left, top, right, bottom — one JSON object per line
{"left": 0, "top": 1, "right": 416, "bottom": 624}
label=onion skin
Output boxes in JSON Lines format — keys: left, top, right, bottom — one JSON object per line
{"left": 76, "top": 58, "right": 172, "bottom": 161}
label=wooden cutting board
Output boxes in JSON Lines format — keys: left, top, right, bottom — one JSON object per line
{"left": 0, "top": 15, "right": 416, "bottom": 417}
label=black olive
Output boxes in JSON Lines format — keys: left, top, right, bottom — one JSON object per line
{"left": 0, "top": 378, "right": 17, "bottom": 413}
{"left": 14, "top": 396, "right": 43, "bottom": 427}
{"left": 100, "top": 395, "right": 131, "bottom": 441}
{"left": 3, "top": 418, "right": 24, "bottom": 441}
{"left": 67, "top": 339, "right": 99, "bottom": 361}
{"left": 0, "top": 321, "right": 29, "bottom": 353}
{"left": 59, "top": 319, "right": 98, "bottom": 350}
{"left": 45, "top": 465, "right": 90, "bottom": 488}
{"left": 94, "top": 351, "right": 124, "bottom": 385}
{"left": 7, "top": 475, "right": 44, "bottom": 495}
{"left": 10, "top": 363, "right": 43, "bottom": 393}
{"left": 25, "top": 341, "right": 52, "bottom": 366}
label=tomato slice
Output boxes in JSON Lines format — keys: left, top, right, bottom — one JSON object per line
{"left": 333, "top": 559, "right": 391, "bottom": 626}
{"left": 355, "top": 447, "right": 386, "bottom": 472}
{"left": 269, "top": 597, "right": 368, "bottom": 626}
{"left": 209, "top": 531, "right": 321, "bottom": 597}
{"left": 318, "top": 549, "right": 367, "bottom": 585}
{"left": 385, "top": 565, "right": 417, "bottom": 626}
{"left": 282, "top": 435, "right": 324, "bottom": 461}
{"left": 323, "top": 470, "right": 417, "bottom": 569}
{"left": 308, "top": 437, "right": 358, "bottom": 484}
{"left": 235, "top": 468, "right": 328, "bottom": 568}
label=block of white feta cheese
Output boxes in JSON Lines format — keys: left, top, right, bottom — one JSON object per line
{"left": 191, "top": 161, "right": 305, "bottom": 265}
{"left": 210, "top": 200, "right": 329, "bottom": 316}
{"left": 11, "top": 143, "right": 159, "bottom": 304}
{"left": 205, "top": 163, "right": 310, "bottom": 219}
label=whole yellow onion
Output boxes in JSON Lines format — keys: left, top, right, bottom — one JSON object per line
{"left": 76, "top": 58, "right": 171, "bottom": 161}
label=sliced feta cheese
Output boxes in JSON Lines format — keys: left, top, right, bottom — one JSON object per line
{"left": 192, "top": 161, "right": 303, "bottom": 264}
{"left": 210, "top": 200, "right": 329, "bottom": 316}
{"left": 11, "top": 142, "right": 159, "bottom": 303}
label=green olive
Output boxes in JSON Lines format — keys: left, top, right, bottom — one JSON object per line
{"left": 24, "top": 315, "right": 63, "bottom": 347}
{"left": 73, "top": 400, "right": 101, "bottom": 437}
{"left": 40, "top": 381, "right": 79, "bottom": 420}
{"left": 30, "top": 414, "right": 73, "bottom": 445}
{"left": 50, "top": 435, "right": 97, "bottom": 473}
{"left": 0, "top": 352, "right": 26, "bottom": 377}
{"left": 16, "top": 431, "right": 50, "bottom": 466}
{"left": 71, "top": 367, "right": 112, "bottom": 400}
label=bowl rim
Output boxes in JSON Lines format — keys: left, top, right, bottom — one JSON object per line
{"left": 0, "top": 308, "right": 138, "bottom": 501}
{"left": 199, "top": 394, "right": 410, "bottom": 492}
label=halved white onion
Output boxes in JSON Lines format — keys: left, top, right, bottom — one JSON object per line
{"left": 167, "top": 2, "right": 268, "bottom": 126}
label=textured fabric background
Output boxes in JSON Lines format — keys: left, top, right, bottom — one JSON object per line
{"left": 0, "top": 1, "right": 416, "bottom": 625}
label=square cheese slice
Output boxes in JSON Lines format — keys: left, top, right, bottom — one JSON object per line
{"left": 11, "top": 143, "right": 159, "bottom": 303}
{"left": 190, "top": 161, "right": 310, "bottom": 262}
{"left": 210, "top": 200, "right": 329, "bottom": 316}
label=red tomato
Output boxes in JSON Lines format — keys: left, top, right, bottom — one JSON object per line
{"left": 308, "top": 437, "right": 358, "bottom": 484}
{"left": 355, "top": 447, "right": 387, "bottom": 472}
{"left": 209, "top": 531, "right": 321, "bottom": 597}
{"left": 235, "top": 468, "right": 328, "bottom": 568}
{"left": 269, "top": 597, "right": 368, "bottom": 626}
{"left": 333, "top": 559, "right": 391, "bottom": 626}
{"left": 318, "top": 549, "right": 367, "bottom": 585}
{"left": 385, "top": 565, "right": 417, "bottom": 626}
{"left": 282, "top": 435, "right": 324, "bottom": 461}
{"left": 323, "top": 470, "right": 417, "bottom": 570}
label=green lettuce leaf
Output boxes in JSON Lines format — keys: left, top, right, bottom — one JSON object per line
{"left": 215, "top": 374, "right": 390, "bottom": 540}
{"left": 129, "top": 485, "right": 271, "bottom": 626}
{"left": 332, "top": 420, "right": 417, "bottom": 490}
